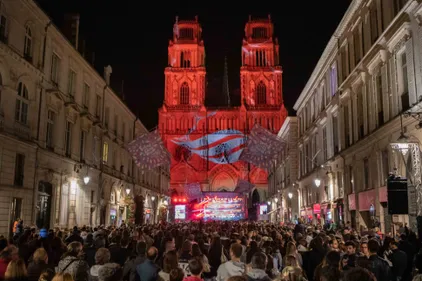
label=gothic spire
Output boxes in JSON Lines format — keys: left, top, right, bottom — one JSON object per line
{"left": 222, "top": 56, "right": 231, "bottom": 107}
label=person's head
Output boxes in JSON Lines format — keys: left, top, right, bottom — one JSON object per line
{"left": 165, "top": 237, "right": 175, "bottom": 252}
{"left": 188, "top": 257, "right": 203, "bottom": 276}
{"left": 98, "top": 263, "right": 123, "bottom": 281}
{"left": 251, "top": 252, "right": 267, "bottom": 270}
{"left": 147, "top": 246, "right": 158, "bottom": 261}
{"left": 136, "top": 241, "right": 147, "bottom": 255}
{"left": 67, "top": 241, "right": 83, "bottom": 258}
{"left": 182, "top": 240, "right": 192, "bottom": 253}
{"left": 169, "top": 268, "right": 185, "bottom": 281}
{"left": 163, "top": 250, "right": 178, "bottom": 273}
{"left": 343, "top": 267, "right": 376, "bottom": 281}
{"left": 360, "top": 242, "right": 369, "bottom": 256}
{"left": 389, "top": 240, "right": 399, "bottom": 250}
{"left": 345, "top": 241, "right": 356, "bottom": 255}
{"left": 367, "top": 239, "right": 379, "bottom": 255}
{"left": 320, "top": 265, "right": 341, "bottom": 281}
{"left": 286, "top": 241, "right": 297, "bottom": 255}
{"left": 52, "top": 273, "right": 74, "bottom": 281}
{"left": 33, "top": 247, "right": 48, "bottom": 264}
{"left": 191, "top": 244, "right": 202, "bottom": 257}
{"left": 229, "top": 243, "right": 243, "bottom": 260}
{"left": 5, "top": 259, "right": 27, "bottom": 279}
{"left": 95, "top": 248, "right": 111, "bottom": 265}
{"left": 328, "top": 238, "right": 339, "bottom": 250}
{"left": 323, "top": 251, "right": 341, "bottom": 268}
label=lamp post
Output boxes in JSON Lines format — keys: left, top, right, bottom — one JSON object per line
{"left": 314, "top": 178, "right": 321, "bottom": 188}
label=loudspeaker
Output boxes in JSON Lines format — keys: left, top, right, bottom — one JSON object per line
{"left": 387, "top": 177, "right": 408, "bottom": 215}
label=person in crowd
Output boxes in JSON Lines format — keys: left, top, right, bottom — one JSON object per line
{"left": 216, "top": 243, "right": 245, "bottom": 281}
{"left": 245, "top": 252, "right": 272, "bottom": 281}
{"left": 51, "top": 273, "right": 74, "bottom": 281}
{"left": 183, "top": 257, "right": 203, "bottom": 281}
{"left": 0, "top": 245, "right": 20, "bottom": 279}
{"left": 89, "top": 248, "right": 110, "bottom": 281}
{"left": 56, "top": 242, "right": 89, "bottom": 281}
{"left": 343, "top": 267, "right": 376, "bottom": 281}
{"left": 169, "top": 268, "right": 185, "bottom": 281}
{"left": 341, "top": 241, "right": 358, "bottom": 270}
{"left": 136, "top": 246, "right": 159, "bottom": 281}
{"left": 123, "top": 241, "right": 147, "bottom": 281}
{"left": 27, "top": 248, "right": 54, "bottom": 281}
{"left": 5, "top": 259, "right": 28, "bottom": 281}
{"left": 97, "top": 263, "right": 123, "bottom": 281}
{"left": 158, "top": 250, "right": 180, "bottom": 281}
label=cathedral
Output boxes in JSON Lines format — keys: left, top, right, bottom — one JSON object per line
{"left": 158, "top": 15, "right": 287, "bottom": 200}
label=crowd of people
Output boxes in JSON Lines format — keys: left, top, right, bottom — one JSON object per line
{"left": 0, "top": 218, "right": 419, "bottom": 281}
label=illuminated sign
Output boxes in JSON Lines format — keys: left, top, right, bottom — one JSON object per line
{"left": 175, "top": 205, "right": 186, "bottom": 219}
{"left": 259, "top": 204, "right": 268, "bottom": 215}
{"left": 192, "top": 192, "right": 246, "bottom": 221}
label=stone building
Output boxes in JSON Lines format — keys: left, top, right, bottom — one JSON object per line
{"left": 294, "top": 0, "right": 422, "bottom": 232}
{"left": 0, "top": 0, "right": 169, "bottom": 236}
{"left": 268, "top": 117, "right": 299, "bottom": 223}
{"left": 158, "top": 16, "right": 287, "bottom": 207}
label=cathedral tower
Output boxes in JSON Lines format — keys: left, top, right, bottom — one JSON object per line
{"left": 240, "top": 15, "right": 283, "bottom": 107}
{"left": 164, "top": 16, "right": 206, "bottom": 108}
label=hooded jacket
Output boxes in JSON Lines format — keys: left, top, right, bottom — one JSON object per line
{"left": 216, "top": 260, "right": 245, "bottom": 281}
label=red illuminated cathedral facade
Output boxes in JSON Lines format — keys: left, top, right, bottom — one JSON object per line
{"left": 158, "top": 16, "right": 287, "bottom": 196}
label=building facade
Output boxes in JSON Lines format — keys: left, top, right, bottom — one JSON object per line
{"left": 158, "top": 16, "right": 287, "bottom": 204}
{"left": 268, "top": 117, "right": 299, "bottom": 222}
{"left": 0, "top": 0, "right": 169, "bottom": 236}
{"left": 294, "top": 0, "right": 422, "bottom": 232}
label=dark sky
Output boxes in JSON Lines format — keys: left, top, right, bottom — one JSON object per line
{"left": 36, "top": 0, "right": 351, "bottom": 129}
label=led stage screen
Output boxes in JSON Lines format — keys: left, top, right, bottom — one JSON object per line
{"left": 191, "top": 192, "right": 246, "bottom": 221}
{"left": 175, "top": 205, "right": 186, "bottom": 219}
{"left": 171, "top": 129, "right": 245, "bottom": 164}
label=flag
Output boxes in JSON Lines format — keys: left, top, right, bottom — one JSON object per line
{"left": 185, "top": 182, "right": 202, "bottom": 201}
{"left": 172, "top": 129, "right": 245, "bottom": 164}
{"left": 234, "top": 179, "right": 254, "bottom": 194}
{"left": 126, "top": 130, "right": 170, "bottom": 170}
{"left": 239, "top": 123, "right": 285, "bottom": 170}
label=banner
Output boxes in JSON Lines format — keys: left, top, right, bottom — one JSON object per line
{"left": 234, "top": 179, "right": 254, "bottom": 194}
{"left": 239, "top": 124, "right": 285, "bottom": 170}
{"left": 126, "top": 130, "right": 170, "bottom": 170}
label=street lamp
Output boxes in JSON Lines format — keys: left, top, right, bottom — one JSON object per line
{"left": 314, "top": 178, "right": 321, "bottom": 187}
{"left": 390, "top": 132, "right": 416, "bottom": 156}
{"left": 83, "top": 176, "right": 90, "bottom": 185}
{"left": 151, "top": 196, "right": 156, "bottom": 201}
{"left": 288, "top": 192, "right": 293, "bottom": 199}
{"left": 126, "top": 188, "right": 131, "bottom": 195}
{"left": 274, "top": 197, "right": 278, "bottom": 203}
{"left": 267, "top": 201, "right": 271, "bottom": 205}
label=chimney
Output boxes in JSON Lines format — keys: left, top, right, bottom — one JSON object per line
{"left": 104, "top": 65, "right": 112, "bottom": 86}
{"left": 63, "top": 14, "right": 80, "bottom": 49}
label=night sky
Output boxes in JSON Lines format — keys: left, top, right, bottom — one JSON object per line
{"left": 36, "top": 0, "right": 351, "bottom": 130}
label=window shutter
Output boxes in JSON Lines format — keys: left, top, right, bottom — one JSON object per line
{"left": 381, "top": 63, "right": 389, "bottom": 121}
{"left": 405, "top": 38, "right": 416, "bottom": 105}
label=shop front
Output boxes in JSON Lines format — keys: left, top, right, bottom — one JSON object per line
{"left": 333, "top": 199, "right": 344, "bottom": 226}
{"left": 306, "top": 207, "right": 313, "bottom": 224}
{"left": 313, "top": 204, "right": 321, "bottom": 224}
{"left": 348, "top": 193, "right": 357, "bottom": 229}
{"left": 358, "top": 189, "right": 377, "bottom": 230}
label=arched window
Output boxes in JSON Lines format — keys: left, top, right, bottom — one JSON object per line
{"left": 24, "top": 25, "right": 32, "bottom": 59}
{"left": 16, "top": 82, "right": 29, "bottom": 124}
{"left": 180, "top": 82, "right": 189, "bottom": 105}
{"left": 256, "top": 81, "right": 266, "bottom": 105}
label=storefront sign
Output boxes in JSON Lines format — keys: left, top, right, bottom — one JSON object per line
{"left": 379, "top": 186, "right": 387, "bottom": 203}
{"left": 313, "top": 204, "right": 321, "bottom": 214}
{"left": 358, "top": 189, "right": 376, "bottom": 211}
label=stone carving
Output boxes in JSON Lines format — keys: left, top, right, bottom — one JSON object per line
{"left": 270, "top": 80, "right": 275, "bottom": 104}
{"left": 10, "top": 68, "right": 18, "bottom": 82}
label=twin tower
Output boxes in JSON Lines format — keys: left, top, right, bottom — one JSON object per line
{"left": 158, "top": 15, "right": 288, "bottom": 190}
